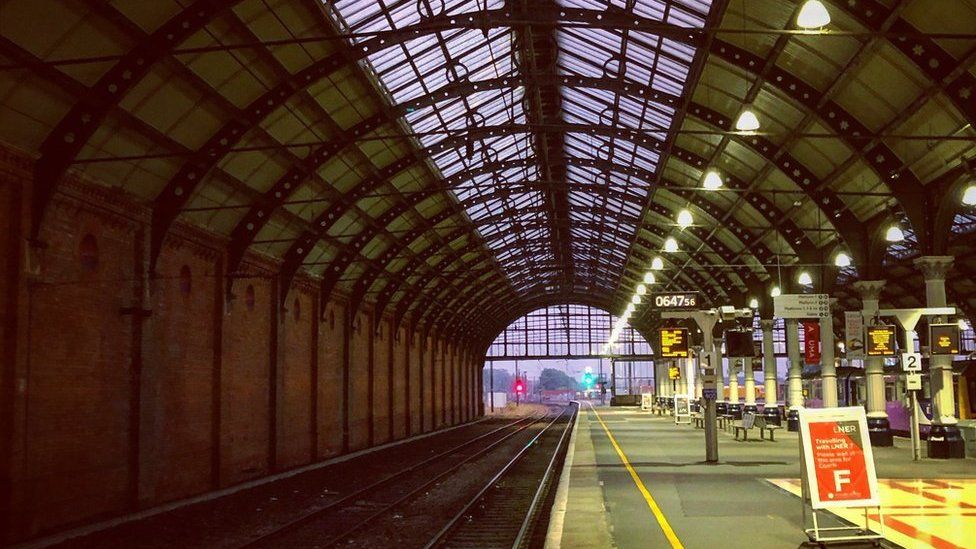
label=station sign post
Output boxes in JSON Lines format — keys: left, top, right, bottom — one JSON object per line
{"left": 877, "top": 307, "right": 956, "bottom": 461}
{"left": 661, "top": 305, "right": 752, "bottom": 464}
{"left": 797, "top": 407, "right": 884, "bottom": 544}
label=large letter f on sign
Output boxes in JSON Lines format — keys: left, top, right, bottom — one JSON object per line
{"left": 833, "top": 469, "right": 851, "bottom": 491}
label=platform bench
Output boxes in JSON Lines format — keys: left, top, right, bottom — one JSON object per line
{"left": 731, "top": 421, "right": 753, "bottom": 440}
{"left": 691, "top": 413, "right": 704, "bottom": 429}
{"left": 754, "top": 416, "right": 782, "bottom": 441}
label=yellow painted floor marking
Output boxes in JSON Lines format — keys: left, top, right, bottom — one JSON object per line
{"left": 768, "top": 478, "right": 976, "bottom": 548}
{"left": 587, "top": 402, "right": 684, "bottom": 549}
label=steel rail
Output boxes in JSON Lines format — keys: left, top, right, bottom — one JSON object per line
{"left": 233, "top": 413, "right": 544, "bottom": 549}
{"left": 423, "top": 403, "right": 579, "bottom": 549}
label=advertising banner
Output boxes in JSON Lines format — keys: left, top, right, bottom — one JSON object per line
{"left": 844, "top": 311, "right": 865, "bottom": 359}
{"left": 798, "top": 407, "right": 880, "bottom": 509}
{"left": 802, "top": 320, "right": 822, "bottom": 365}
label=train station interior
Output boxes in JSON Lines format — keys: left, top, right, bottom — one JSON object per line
{"left": 1, "top": 0, "right": 975, "bottom": 547}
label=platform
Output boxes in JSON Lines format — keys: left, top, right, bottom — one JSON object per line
{"left": 548, "top": 402, "right": 976, "bottom": 549}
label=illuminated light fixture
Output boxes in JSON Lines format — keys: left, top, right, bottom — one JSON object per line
{"left": 834, "top": 252, "right": 852, "bottom": 268}
{"left": 963, "top": 185, "right": 976, "bottom": 206}
{"left": 796, "top": 0, "right": 831, "bottom": 29}
{"left": 838, "top": 341, "right": 845, "bottom": 352}
{"left": 643, "top": 271, "right": 656, "bottom": 284}
{"left": 735, "top": 108, "right": 761, "bottom": 132}
{"left": 703, "top": 170, "right": 723, "bottom": 190}
{"left": 651, "top": 257, "right": 665, "bottom": 270}
{"left": 770, "top": 286, "right": 782, "bottom": 298}
{"left": 677, "top": 209, "right": 693, "bottom": 228}
{"left": 749, "top": 297, "right": 759, "bottom": 309}
{"left": 636, "top": 284, "right": 648, "bottom": 296}
{"left": 885, "top": 225, "right": 905, "bottom": 242}
{"left": 798, "top": 271, "right": 813, "bottom": 286}
{"left": 664, "top": 237, "right": 679, "bottom": 253}
{"left": 626, "top": 303, "right": 636, "bottom": 314}
{"left": 632, "top": 294, "right": 641, "bottom": 305}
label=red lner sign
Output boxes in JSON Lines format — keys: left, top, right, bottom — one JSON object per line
{"left": 798, "top": 407, "right": 880, "bottom": 509}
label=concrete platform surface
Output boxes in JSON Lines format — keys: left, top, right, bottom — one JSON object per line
{"left": 548, "top": 402, "right": 976, "bottom": 549}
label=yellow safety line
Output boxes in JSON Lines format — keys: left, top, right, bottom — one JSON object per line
{"left": 587, "top": 401, "right": 684, "bottom": 549}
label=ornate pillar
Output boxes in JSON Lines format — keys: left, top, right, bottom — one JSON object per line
{"left": 820, "top": 299, "right": 838, "bottom": 407}
{"left": 914, "top": 256, "right": 966, "bottom": 459}
{"left": 761, "top": 319, "right": 780, "bottom": 424}
{"left": 727, "top": 355, "right": 741, "bottom": 419}
{"left": 852, "top": 280, "right": 892, "bottom": 446}
{"left": 785, "top": 318, "right": 804, "bottom": 431}
{"left": 743, "top": 357, "right": 757, "bottom": 414}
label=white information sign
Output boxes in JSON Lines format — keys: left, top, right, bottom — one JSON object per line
{"left": 901, "top": 352, "right": 922, "bottom": 372}
{"left": 674, "top": 395, "right": 691, "bottom": 424}
{"left": 775, "top": 294, "right": 831, "bottom": 319}
{"left": 844, "top": 311, "right": 865, "bottom": 359}
{"left": 641, "top": 393, "right": 653, "bottom": 411}
{"left": 798, "top": 407, "right": 880, "bottom": 510}
{"left": 906, "top": 373, "right": 922, "bottom": 391}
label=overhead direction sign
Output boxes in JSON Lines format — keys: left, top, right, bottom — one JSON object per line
{"left": 865, "top": 325, "right": 896, "bottom": 357}
{"left": 798, "top": 407, "right": 880, "bottom": 509}
{"left": 651, "top": 292, "right": 700, "bottom": 310}
{"left": 774, "top": 293, "right": 830, "bottom": 319}
{"left": 929, "top": 324, "right": 960, "bottom": 355}
{"left": 659, "top": 327, "right": 690, "bottom": 358}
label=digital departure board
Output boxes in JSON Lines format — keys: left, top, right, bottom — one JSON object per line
{"left": 930, "top": 324, "right": 960, "bottom": 355}
{"left": 651, "top": 292, "right": 700, "bottom": 310}
{"left": 659, "top": 327, "right": 690, "bottom": 358}
{"left": 865, "top": 325, "right": 896, "bottom": 357}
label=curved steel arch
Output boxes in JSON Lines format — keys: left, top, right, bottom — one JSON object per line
{"left": 406, "top": 221, "right": 727, "bottom": 341}
{"left": 349, "top": 168, "right": 778, "bottom": 318}
{"left": 31, "top": 0, "right": 239, "bottom": 240}
{"left": 482, "top": 300, "right": 660, "bottom": 356}
{"left": 418, "top": 219, "right": 751, "bottom": 338}
{"left": 227, "top": 73, "right": 860, "bottom": 278}
{"left": 127, "top": 6, "right": 699, "bottom": 270}
{"left": 708, "top": 38, "right": 927, "bottom": 248}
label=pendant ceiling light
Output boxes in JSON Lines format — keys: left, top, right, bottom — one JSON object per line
{"left": 651, "top": 257, "right": 664, "bottom": 270}
{"left": 735, "top": 108, "right": 761, "bottom": 132}
{"left": 962, "top": 185, "right": 976, "bottom": 206}
{"left": 885, "top": 225, "right": 905, "bottom": 242}
{"left": 677, "top": 209, "right": 693, "bottom": 228}
{"left": 834, "top": 252, "right": 852, "bottom": 268}
{"left": 770, "top": 286, "right": 782, "bottom": 298}
{"left": 703, "top": 170, "right": 723, "bottom": 190}
{"left": 796, "top": 0, "right": 831, "bottom": 29}
{"left": 797, "top": 271, "right": 813, "bottom": 286}
{"left": 664, "top": 237, "right": 679, "bottom": 253}
{"left": 749, "top": 298, "right": 759, "bottom": 309}
{"left": 643, "top": 271, "right": 656, "bottom": 284}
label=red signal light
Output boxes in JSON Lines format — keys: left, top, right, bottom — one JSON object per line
{"left": 514, "top": 379, "right": 525, "bottom": 393}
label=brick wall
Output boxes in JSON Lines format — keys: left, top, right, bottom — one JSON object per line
{"left": 0, "top": 150, "right": 483, "bottom": 544}
{"left": 220, "top": 273, "right": 272, "bottom": 486}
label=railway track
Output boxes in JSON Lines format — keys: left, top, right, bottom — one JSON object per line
{"left": 236, "top": 407, "right": 567, "bottom": 548}
{"left": 424, "top": 403, "right": 578, "bottom": 549}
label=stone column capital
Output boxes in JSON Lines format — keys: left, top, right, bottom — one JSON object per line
{"left": 760, "top": 318, "right": 775, "bottom": 330}
{"left": 851, "top": 280, "right": 886, "bottom": 301}
{"left": 913, "top": 255, "right": 954, "bottom": 281}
